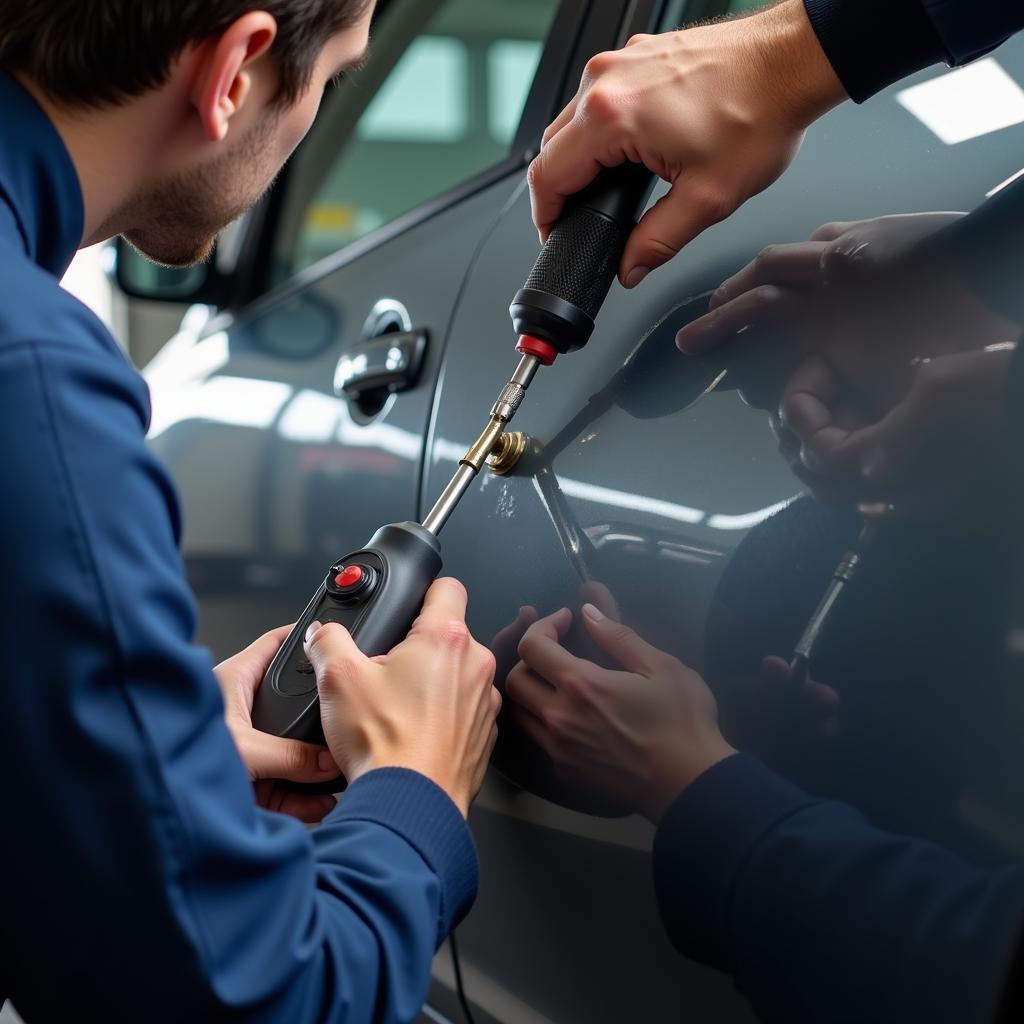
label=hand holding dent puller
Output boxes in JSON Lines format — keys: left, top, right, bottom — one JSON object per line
{"left": 251, "top": 164, "right": 656, "bottom": 764}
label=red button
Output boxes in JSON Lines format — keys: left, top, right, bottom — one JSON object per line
{"left": 334, "top": 566, "right": 364, "bottom": 589}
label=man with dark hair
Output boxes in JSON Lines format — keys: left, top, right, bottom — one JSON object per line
{"left": 0, "top": 3, "right": 502, "bottom": 1021}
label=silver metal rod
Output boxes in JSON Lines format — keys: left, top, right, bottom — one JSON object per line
{"left": 420, "top": 354, "right": 543, "bottom": 537}
{"left": 511, "top": 353, "right": 541, "bottom": 390}
{"left": 789, "top": 519, "right": 879, "bottom": 689}
{"left": 792, "top": 577, "right": 846, "bottom": 662}
{"left": 422, "top": 463, "right": 478, "bottom": 536}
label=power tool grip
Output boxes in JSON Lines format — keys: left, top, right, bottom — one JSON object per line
{"left": 510, "top": 162, "right": 656, "bottom": 353}
{"left": 251, "top": 522, "right": 443, "bottom": 791}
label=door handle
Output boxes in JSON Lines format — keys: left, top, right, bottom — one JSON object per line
{"left": 333, "top": 328, "right": 428, "bottom": 399}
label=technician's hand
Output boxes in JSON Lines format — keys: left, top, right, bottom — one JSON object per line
{"left": 528, "top": 0, "right": 846, "bottom": 287}
{"left": 506, "top": 605, "right": 735, "bottom": 824}
{"left": 304, "top": 578, "right": 500, "bottom": 818}
{"left": 216, "top": 626, "right": 341, "bottom": 824}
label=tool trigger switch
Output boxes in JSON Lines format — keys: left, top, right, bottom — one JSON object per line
{"left": 327, "top": 561, "right": 376, "bottom": 600}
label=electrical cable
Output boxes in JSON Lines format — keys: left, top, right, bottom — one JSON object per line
{"left": 449, "top": 928, "right": 476, "bottom": 1024}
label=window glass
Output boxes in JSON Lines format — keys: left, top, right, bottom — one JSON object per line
{"left": 358, "top": 37, "right": 468, "bottom": 143}
{"left": 489, "top": 40, "right": 545, "bottom": 144}
{"left": 273, "top": 0, "right": 559, "bottom": 284}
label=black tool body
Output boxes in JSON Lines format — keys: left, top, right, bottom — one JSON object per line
{"left": 510, "top": 162, "right": 656, "bottom": 353}
{"left": 252, "top": 522, "right": 441, "bottom": 748}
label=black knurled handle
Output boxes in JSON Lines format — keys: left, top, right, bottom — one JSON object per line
{"left": 512, "top": 163, "right": 656, "bottom": 352}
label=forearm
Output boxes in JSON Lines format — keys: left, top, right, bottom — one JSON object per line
{"left": 744, "top": 1, "right": 850, "bottom": 126}
{"left": 653, "top": 755, "right": 1024, "bottom": 1023}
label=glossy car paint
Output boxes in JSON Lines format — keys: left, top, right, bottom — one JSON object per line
{"left": 419, "top": 26, "right": 1024, "bottom": 1019}
{"left": 139, "top": 0, "right": 1024, "bottom": 1019}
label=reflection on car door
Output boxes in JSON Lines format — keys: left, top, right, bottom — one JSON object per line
{"left": 423, "top": 7, "right": 1024, "bottom": 1023}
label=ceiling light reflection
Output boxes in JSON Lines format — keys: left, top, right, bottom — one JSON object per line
{"left": 558, "top": 478, "right": 704, "bottom": 524}
{"left": 706, "top": 498, "right": 796, "bottom": 530}
{"left": 986, "top": 166, "right": 1024, "bottom": 198}
{"left": 896, "top": 59, "right": 1024, "bottom": 145}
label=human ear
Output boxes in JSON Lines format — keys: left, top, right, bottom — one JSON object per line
{"left": 192, "top": 11, "right": 277, "bottom": 143}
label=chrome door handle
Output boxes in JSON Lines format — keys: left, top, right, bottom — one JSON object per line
{"left": 333, "top": 329, "right": 428, "bottom": 399}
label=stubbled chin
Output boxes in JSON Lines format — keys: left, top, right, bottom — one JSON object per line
{"left": 122, "top": 231, "right": 217, "bottom": 270}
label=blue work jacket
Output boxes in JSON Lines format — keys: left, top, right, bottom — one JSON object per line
{"left": 804, "top": 0, "right": 1024, "bottom": 102}
{"left": 0, "top": 72, "right": 477, "bottom": 1023}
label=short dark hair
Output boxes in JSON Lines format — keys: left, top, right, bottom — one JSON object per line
{"left": 0, "top": 0, "right": 371, "bottom": 108}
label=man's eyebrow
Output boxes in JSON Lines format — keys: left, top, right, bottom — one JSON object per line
{"left": 332, "top": 44, "right": 371, "bottom": 79}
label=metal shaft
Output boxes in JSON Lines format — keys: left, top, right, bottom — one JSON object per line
{"left": 421, "top": 354, "right": 541, "bottom": 536}
{"left": 789, "top": 520, "right": 879, "bottom": 687}
{"left": 422, "top": 464, "right": 478, "bottom": 536}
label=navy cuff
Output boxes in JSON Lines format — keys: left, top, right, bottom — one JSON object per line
{"left": 333, "top": 768, "right": 479, "bottom": 939}
{"left": 803, "top": 0, "right": 947, "bottom": 103}
{"left": 652, "top": 754, "right": 820, "bottom": 971}
{"left": 921, "top": 0, "right": 1024, "bottom": 66}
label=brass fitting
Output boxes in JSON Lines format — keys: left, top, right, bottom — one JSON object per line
{"left": 487, "top": 431, "right": 528, "bottom": 476}
{"left": 461, "top": 417, "right": 506, "bottom": 473}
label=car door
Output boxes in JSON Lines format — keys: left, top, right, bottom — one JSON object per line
{"left": 145, "top": 0, "right": 567, "bottom": 658}
{"left": 423, "top": 1, "right": 1024, "bottom": 1020}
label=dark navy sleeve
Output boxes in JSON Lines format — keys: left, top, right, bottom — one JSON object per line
{"left": 0, "top": 320, "right": 477, "bottom": 1022}
{"left": 802, "top": 0, "right": 1024, "bottom": 102}
{"left": 653, "top": 754, "right": 1024, "bottom": 1023}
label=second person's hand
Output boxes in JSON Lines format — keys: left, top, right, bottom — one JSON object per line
{"left": 528, "top": 0, "right": 847, "bottom": 288}
{"left": 304, "top": 578, "right": 500, "bottom": 818}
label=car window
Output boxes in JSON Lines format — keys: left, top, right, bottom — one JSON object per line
{"left": 270, "top": 0, "right": 559, "bottom": 286}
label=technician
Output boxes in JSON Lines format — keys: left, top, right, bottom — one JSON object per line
{"left": 0, "top": 3, "right": 501, "bottom": 1022}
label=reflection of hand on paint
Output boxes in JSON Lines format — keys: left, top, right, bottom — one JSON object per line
{"left": 729, "top": 655, "right": 841, "bottom": 768}
{"left": 678, "top": 214, "right": 1018, "bottom": 514}
{"left": 506, "top": 603, "right": 735, "bottom": 823}
{"left": 491, "top": 604, "right": 540, "bottom": 693}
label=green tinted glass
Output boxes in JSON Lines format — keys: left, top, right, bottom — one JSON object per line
{"left": 275, "top": 0, "right": 559, "bottom": 283}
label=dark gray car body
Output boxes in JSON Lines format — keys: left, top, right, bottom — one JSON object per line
{"left": 133, "top": 1, "right": 1024, "bottom": 1019}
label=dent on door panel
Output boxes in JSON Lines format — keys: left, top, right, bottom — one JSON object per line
{"left": 424, "top": 39, "right": 1024, "bottom": 1022}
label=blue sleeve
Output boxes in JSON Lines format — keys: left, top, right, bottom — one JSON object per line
{"left": 652, "top": 754, "right": 1024, "bottom": 1023}
{"left": 803, "top": 0, "right": 1024, "bottom": 102}
{"left": 0, "top": 330, "right": 477, "bottom": 1023}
